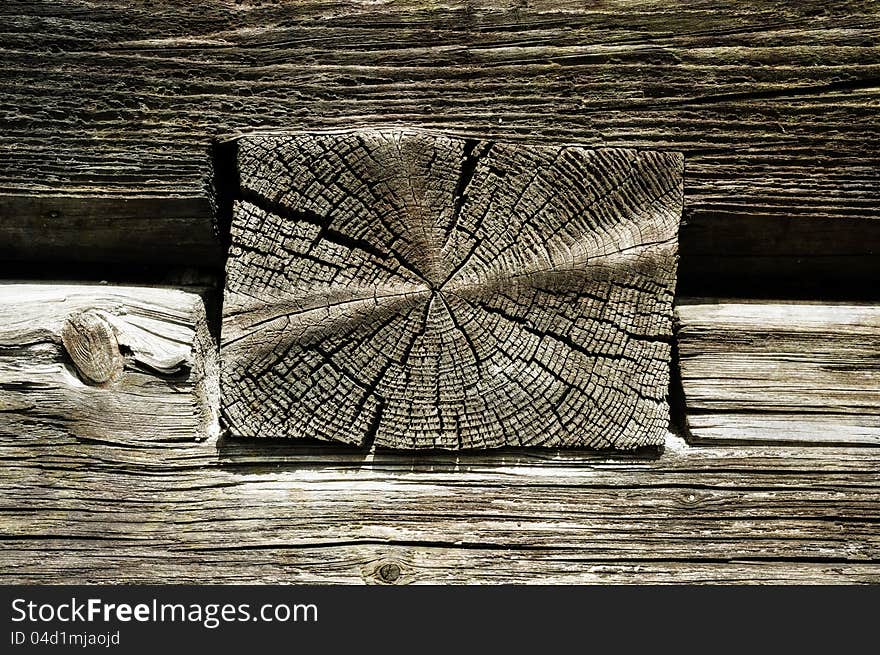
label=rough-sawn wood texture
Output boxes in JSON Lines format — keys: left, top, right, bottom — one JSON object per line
{"left": 0, "top": 0, "right": 877, "bottom": 290}
{"left": 1, "top": 0, "right": 879, "bottom": 585}
{"left": 677, "top": 300, "right": 880, "bottom": 445}
{"left": 222, "top": 130, "right": 682, "bottom": 449}
{"left": 0, "top": 285, "right": 218, "bottom": 444}
{"left": 1, "top": 291, "right": 879, "bottom": 582}
{"left": 1, "top": 432, "right": 879, "bottom": 584}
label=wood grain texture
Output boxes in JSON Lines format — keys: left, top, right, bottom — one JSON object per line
{"left": 0, "top": 284, "right": 219, "bottom": 445}
{"left": 676, "top": 300, "right": 880, "bottom": 445}
{"left": 1, "top": 0, "right": 878, "bottom": 288}
{"left": 1, "top": 432, "right": 879, "bottom": 584}
{"left": 222, "top": 130, "right": 681, "bottom": 449}
{"left": 2, "top": 293, "right": 877, "bottom": 582}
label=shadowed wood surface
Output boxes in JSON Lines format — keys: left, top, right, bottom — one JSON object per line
{"left": 0, "top": 0, "right": 878, "bottom": 292}
{"left": 1, "top": 432, "right": 879, "bottom": 584}
{"left": 222, "top": 131, "right": 681, "bottom": 449}
{"left": 0, "top": 285, "right": 218, "bottom": 445}
{"left": 677, "top": 300, "right": 880, "bottom": 445}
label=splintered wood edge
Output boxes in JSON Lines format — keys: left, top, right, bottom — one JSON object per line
{"left": 676, "top": 300, "right": 880, "bottom": 446}
{"left": 221, "top": 130, "right": 682, "bottom": 450}
{"left": 0, "top": 284, "right": 219, "bottom": 443}
{"left": 191, "top": 294, "right": 221, "bottom": 442}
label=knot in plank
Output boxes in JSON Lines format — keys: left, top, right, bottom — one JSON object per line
{"left": 61, "top": 309, "right": 124, "bottom": 385}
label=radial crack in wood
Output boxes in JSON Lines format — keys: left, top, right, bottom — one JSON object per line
{"left": 222, "top": 129, "right": 683, "bottom": 450}
{"left": 0, "top": 285, "right": 219, "bottom": 444}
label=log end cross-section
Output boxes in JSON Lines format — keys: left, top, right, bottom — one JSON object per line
{"left": 221, "top": 130, "right": 683, "bottom": 450}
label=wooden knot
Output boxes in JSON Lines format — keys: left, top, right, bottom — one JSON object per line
{"left": 363, "top": 559, "right": 409, "bottom": 585}
{"left": 378, "top": 562, "right": 402, "bottom": 583}
{"left": 675, "top": 490, "right": 711, "bottom": 509}
{"left": 61, "top": 310, "right": 124, "bottom": 385}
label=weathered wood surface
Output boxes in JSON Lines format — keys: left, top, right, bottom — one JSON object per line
{"left": 0, "top": 284, "right": 218, "bottom": 445}
{"left": 2, "top": 291, "right": 878, "bottom": 582}
{"left": 677, "top": 301, "right": 880, "bottom": 445}
{"left": 2, "top": 0, "right": 879, "bottom": 584}
{"left": 222, "top": 131, "right": 681, "bottom": 449}
{"left": 1, "top": 431, "right": 879, "bottom": 584}
{"left": 1, "top": 0, "right": 878, "bottom": 290}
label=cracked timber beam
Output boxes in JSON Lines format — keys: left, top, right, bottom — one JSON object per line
{"left": 221, "top": 129, "right": 683, "bottom": 450}
{"left": 0, "top": 285, "right": 219, "bottom": 445}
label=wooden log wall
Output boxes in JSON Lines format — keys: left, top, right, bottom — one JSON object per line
{"left": 1, "top": 1, "right": 879, "bottom": 295}
{"left": 0, "top": 0, "right": 878, "bottom": 583}
{"left": 677, "top": 301, "right": 880, "bottom": 446}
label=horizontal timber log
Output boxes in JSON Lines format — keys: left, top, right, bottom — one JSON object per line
{"left": 5, "top": 294, "right": 877, "bottom": 450}
{"left": 676, "top": 300, "right": 880, "bottom": 445}
{"left": 0, "top": 195, "right": 221, "bottom": 268}
{"left": 1, "top": 431, "right": 879, "bottom": 583}
{"left": 0, "top": 284, "right": 219, "bottom": 445}
{"left": 0, "top": 1, "right": 878, "bottom": 293}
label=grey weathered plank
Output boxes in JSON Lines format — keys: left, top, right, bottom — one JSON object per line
{"left": 0, "top": 284, "right": 218, "bottom": 444}
{"left": 676, "top": 300, "right": 880, "bottom": 445}
{"left": 4, "top": 543, "right": 880, "bottom": 585}
{"left": 3, "top": 287, "right": 878, "bottom": 580}
{"left": 1, "top": 1, "right": 878, "bottom": 288}
{"left": 222, "top": 130, "right": 682, "bottom": 449}
{"left": 1, "top": 432, "right": 879, "bottom": 584}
